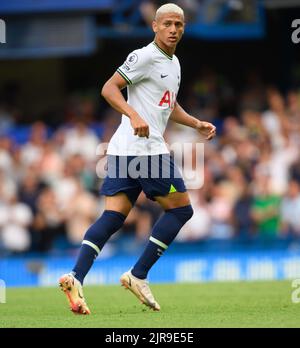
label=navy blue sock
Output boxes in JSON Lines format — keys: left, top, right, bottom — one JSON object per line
{"left": 72, "top": 210, "right": 126, "bottom": 284}
{"left": 131, "top": 205, "right": 193, "bottom": 279}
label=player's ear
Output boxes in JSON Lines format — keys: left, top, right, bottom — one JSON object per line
{"left": 152, "top": 20, "right": 158, "bottom": 33}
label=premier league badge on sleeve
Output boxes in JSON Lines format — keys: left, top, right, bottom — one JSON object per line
{"left": 126, "top": 53, "right": 138, "bottom": 66}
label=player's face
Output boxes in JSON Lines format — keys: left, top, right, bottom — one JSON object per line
{"left": 153, "top": 13, "right": 185, "bottom": 49}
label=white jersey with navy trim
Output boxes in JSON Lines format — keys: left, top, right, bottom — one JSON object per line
{"left": 107, "top": 42, "right": 181, "bottom": 156}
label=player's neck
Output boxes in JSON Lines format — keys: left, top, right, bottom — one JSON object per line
{"left": 154, "top": 38, "right": 176, "bottom": 58}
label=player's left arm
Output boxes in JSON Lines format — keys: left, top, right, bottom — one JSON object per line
{"left": 170, "top": 102, "right": 216, "bottom": 140}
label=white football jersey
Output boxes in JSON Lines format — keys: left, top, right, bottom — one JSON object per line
{"left": 107, "top": 42, "right": 181, "bottom": 156}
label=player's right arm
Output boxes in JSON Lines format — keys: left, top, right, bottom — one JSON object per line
{"left": 101, "top": 71, "right": 149, "bottom": 138}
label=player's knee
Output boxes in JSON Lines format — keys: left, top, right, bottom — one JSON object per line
{"left": 180, "top": 204, "right": 194, "bottom": 222}
{"left": 168, "top": 204, "right": 194, "bottom": 225}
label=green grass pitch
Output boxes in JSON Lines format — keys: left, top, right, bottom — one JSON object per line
{"left": 1, "top": 281, "right": 299, "bottom": 328}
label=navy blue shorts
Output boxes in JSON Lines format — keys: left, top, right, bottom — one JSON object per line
{"left": 100, "top": 154, "right": 186, "bottom": 205}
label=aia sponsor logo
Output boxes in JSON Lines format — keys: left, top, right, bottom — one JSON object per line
{"left": 159, "top": 90, "right": 176, "bottom": 109}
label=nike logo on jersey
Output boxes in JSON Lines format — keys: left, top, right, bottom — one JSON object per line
{"left": 161, "top": 74, "right": 168, "bottom": 78}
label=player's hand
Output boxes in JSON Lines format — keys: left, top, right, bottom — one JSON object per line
{"left": 196, "top": 121, "right": 216, "bottom": 140}
{"left": 130, "top": 114, "right": 150, "bottom": 138}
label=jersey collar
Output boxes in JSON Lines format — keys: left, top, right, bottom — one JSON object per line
{"left": 153, "top": 42, "right": 173, "bottom": 60}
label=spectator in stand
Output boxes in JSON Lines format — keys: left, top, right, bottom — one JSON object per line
{"left": 232, "top": 184, "right": 254, "bottom": 238}
{"left": 18, "top": 171, "right": 43, "bottom": 215}
{"left": 38, "top": 141, "right": 64, "bottom": 185}
{"left": 280, "top": 180, "right": 300, "bottom": 238}
{"left": 0, "top": 136, "right": 14, "bottom": 175}
{"left": 208, "top": 182, "right": 234, "bottom": 239}
{"left": 20, "top": 122, "right": 48, "bottom": 167}
{"left": 291, "top": 158, "right": 300, "bottom": 183}
{"left": 67, "top": 154, "right": 97, "bottom": 192}
{"left": 241, "top": 109, "right": 268, "bottom": 144}
{"left": 251, "top": 176, "right": 281, "bottom": 239}
{"left": 0, "top": 191, "right": 33, "bottom": 253}
{"left": 64, "top": 180, "right": 98, "bottom": 246}
{"left": 62, "top": 121, "right": 99, "bottom": 162}
{"left": 286, "top": 90, "right": 300, "bottom": 146}
{"left": 52, "top": 164, "right": 80, "bottom": 212}
{"left": 33, "top": 186, "right": 65, "bottom": 252}
{"left": 0, "top": 169, "right": 17, "bottom": 205}
{"left": 261, "top": 88, "right": 287, "bottom": 150}
{"left": 254, "top": 136, "right": 298, "bottom": 195}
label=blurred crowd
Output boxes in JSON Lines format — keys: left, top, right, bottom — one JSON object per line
{"left": 114, "top": 0, "right": 256, "bottom": 29}
{"left": 174, "top": 70, "right": 300, "bottom": 242}
{"left": 0, "top": 70, "right": 300, "bottom": 254}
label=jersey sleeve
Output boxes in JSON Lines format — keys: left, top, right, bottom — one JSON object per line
{"left": 117, "top": 47, "right": 152, "bottom": 85}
